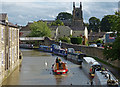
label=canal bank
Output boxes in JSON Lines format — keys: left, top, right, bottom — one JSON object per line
{"left": 1, "top": 52, "right": 23, "bottom": 86}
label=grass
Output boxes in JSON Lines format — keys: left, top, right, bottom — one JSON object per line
{"left": 93, "top": 57, "right": 120, "bottom": 70}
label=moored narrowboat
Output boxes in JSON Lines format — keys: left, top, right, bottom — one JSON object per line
{"left": 39, "top": 45, "right": 52, "bottom": 52}
{"left": 67, "top": 48, "right": 84, "bottom": 66}
{"left": 82, "top": 57, "right": 119, "bottom": 86}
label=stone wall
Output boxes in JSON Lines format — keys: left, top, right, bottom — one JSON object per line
{"left": 44, "top": 37, "right": 120, "bottom": 68}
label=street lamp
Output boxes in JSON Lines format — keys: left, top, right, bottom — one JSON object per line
{"left": 59, "top": 40, "right": 62, "bottom": 47}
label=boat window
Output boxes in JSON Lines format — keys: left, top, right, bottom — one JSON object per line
{"left": 92, "top": 65, "right": 101, "bottom": 71}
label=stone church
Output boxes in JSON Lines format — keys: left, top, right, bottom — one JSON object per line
{"left": 71, "top": 2, "right": 85, "bottom": 30}
{"left": 65, "top": 2, "right": 85, "bottom": 38}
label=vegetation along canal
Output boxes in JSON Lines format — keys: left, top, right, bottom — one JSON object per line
{"left": 3, "top": 49, "right": 92, "bottom": 85}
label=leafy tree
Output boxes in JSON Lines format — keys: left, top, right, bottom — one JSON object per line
{"left": 59, "top": 37, "right": 71, "bottom": 43}
{"left": 29, "top": 21, "right": 51, "bottom": 37}
{"left": 51, "top": 19, "right": 64, "bottom": 26}
{"left": 100, "top": 15, "right": 118, "bottom": 32}
{"left": 56, "top": 12, "right": 72, "bottom": 20}
{"left": 103, "top": 12, "right": 120, "bottom": 61}
{"left": 88, "top": 17, "right": 100, "bottom": 32}
{"left": 71, "top": 37, "right": 82, "bottom": 44}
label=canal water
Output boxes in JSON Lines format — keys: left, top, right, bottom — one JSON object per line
{"left": 3, "top": 49, "right": 91, "bottom": 85}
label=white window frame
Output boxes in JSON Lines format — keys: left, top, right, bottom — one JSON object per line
{"left": 1, "top": 27, "right": 4, "bottom": 43}
{"left": 1, "top": 51, "right": 4, "bottom": 65}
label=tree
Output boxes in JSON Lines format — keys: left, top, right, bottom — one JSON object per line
{"left": 51, "top": 19, "right": 64, "bottom": 26}
{"left": 56, "top": 12, "right": 72, "bottom": 20}
{"left": 103, "top": 12, "right": 120, "bottom": 61}
{"left": 88, "top": 17, "right": 100, "bottom": 32}
{"left": 100, "top": 15, "right": 118, "bottom": 32}
{"left": 29, "top": 21, "right": 51, "bottom": 37}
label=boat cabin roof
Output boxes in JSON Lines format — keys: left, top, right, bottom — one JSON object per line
{"left": 83, "top": 57, "right": 100, "bottom": 66}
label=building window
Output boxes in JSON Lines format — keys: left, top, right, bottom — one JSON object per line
{"left": 9, "top": 28, "right": 11, "bottom": 40}
{"left": 12, "top": 48, "right": 14, "bottom": 63}
{"left": 12, "top": 29, "right": 14, "bottom": 41}
{"left": 2, "top": 51, "right": 4, "bottom": 65}
{"left": 9, "top": 48, "right": 11, "bottom": 66}
{"left": 1, "top": 28, "right": 4, "bottom": 41}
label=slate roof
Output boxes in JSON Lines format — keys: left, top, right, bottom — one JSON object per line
{"left": 70, "top": 26, "right": 85, "bottom": 31}
{"left": 88, "top": 32, "right": 106, "bottom": 37}
{"left": 58, "top": 26, "right": 72, "bottom": 30}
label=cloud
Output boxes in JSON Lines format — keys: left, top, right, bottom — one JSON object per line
{"left": 1, "top": 2, "right": 118, "bottom": 25}
{"left": 1, "top": 0, "right": 120, "bottom": 2}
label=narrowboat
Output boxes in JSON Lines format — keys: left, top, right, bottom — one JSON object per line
{"left": 67, "top": 48, "right": 84, "bottom": 66}
{"left": 39, "top": 45, "right": 52, "bottom": 52}
{"left": 20, "top": 44, "right": 34, "bottom": 49}
{"left": 52, "top": 59, "right": 68, "bottom": 75}
{"left": 82, "top": 57, "right": 102, "bottom": 77}
{"left": 52, "top": 44, "right": 67, "bottom": 57}
{"left": 82, "top": 57, "right": 119, "bottom": 86}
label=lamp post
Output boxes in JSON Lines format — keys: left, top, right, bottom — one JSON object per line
{"left": 59, "top": 40, "right": 62, "bottom": 48}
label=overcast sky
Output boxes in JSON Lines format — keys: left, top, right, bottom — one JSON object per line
{"left": 0, "top": 0, "right": 119, "bottom": 26}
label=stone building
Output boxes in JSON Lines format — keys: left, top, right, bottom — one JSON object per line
{"left": 55, "top": 26, "right": 72, "bottom": 39}
{"left": 71, "top": 2, "right": 84, "bottom": 30}
{"left": 20, "top": 2, "right": 86, "bottom": 40}
{"left": 88, "top": 32, "right": 106, "bottom": 42}
{"left": 0, "top": 13, "right": 19, "bottom": 85}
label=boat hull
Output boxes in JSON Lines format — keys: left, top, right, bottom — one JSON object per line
{"left": 52, "top": 69, "right": 68, "bottom": 75}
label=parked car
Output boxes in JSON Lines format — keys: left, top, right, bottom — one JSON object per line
{"left": 89, "top": 44, "right": 97, "bottom": 47}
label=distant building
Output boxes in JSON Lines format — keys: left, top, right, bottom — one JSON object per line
{"left": 71, "top": 2, "right": 84, "bottom": 31}
{"left": 0, "top": 13, "right": 19, "bottom": 85}
{"left": 55, "top": 26, "right": 72, "bottom": 39}
{"left": 88, "top": 32, "right": 106, "bottom": 42}
{"left": 88, "top": 31, "right": 116, "bottom": 44}
{"left": 104, "top": 32, "right": 116, "bottom": 43}
{"left": 20, "top": 2, "right": 87, "bottom": 40}
{"left": 20, "top": 22, "right": 32, "bottom": 37}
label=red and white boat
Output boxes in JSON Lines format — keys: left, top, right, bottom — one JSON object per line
{"left": 52, "top": 61, "right": 68, "bottom": 75}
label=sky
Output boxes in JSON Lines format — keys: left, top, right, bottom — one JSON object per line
{"left": 0, "top": 0, "right": 119, "bottom": 26}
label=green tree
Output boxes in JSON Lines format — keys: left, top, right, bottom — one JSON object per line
{"left": 100, "top": 15, "right": 118, "bottom": 32}
{"left": 59, "top": 37, "right": 71, "bottom": 43}
{"left": 51, "top": 19, "right": 64, "bottom": 26}
{"left": 103, "top": 12, "right": 120, "bottom": 61}
{"left": 29, "top": 21, "right": 51, "bottom": 37}
{"left": 56, "top": 12, "right": 72, "bottom": 20}
{"left": 88, "top": 17, "right": 100, "bottom": 32}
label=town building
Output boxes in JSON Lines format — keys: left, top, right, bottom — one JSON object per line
{"left": 0, "top": 13, "right": 19, "bottom": 85}
{"left": 20, "top": 2, "right": 86, "bottom": 39}
{"left": 88, "top": 32, "right": 106, "bottom": 42}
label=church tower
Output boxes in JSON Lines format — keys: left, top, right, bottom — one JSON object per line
{"left": 72, "top": 2, "right": 84, "bottom": 30}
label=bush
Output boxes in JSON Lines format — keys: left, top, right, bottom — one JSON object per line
{"left": 96, "top": 40, "right": 103, "bottom": 44}
{"left": 71, "top": 37, "right": 82, "bottom": 44}
{"left": 59, "top": 37, "right": 70, "bottom": 43}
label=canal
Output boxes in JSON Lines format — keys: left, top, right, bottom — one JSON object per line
{"left": 2, "top": 49, "right": 91, "bottom": 85}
